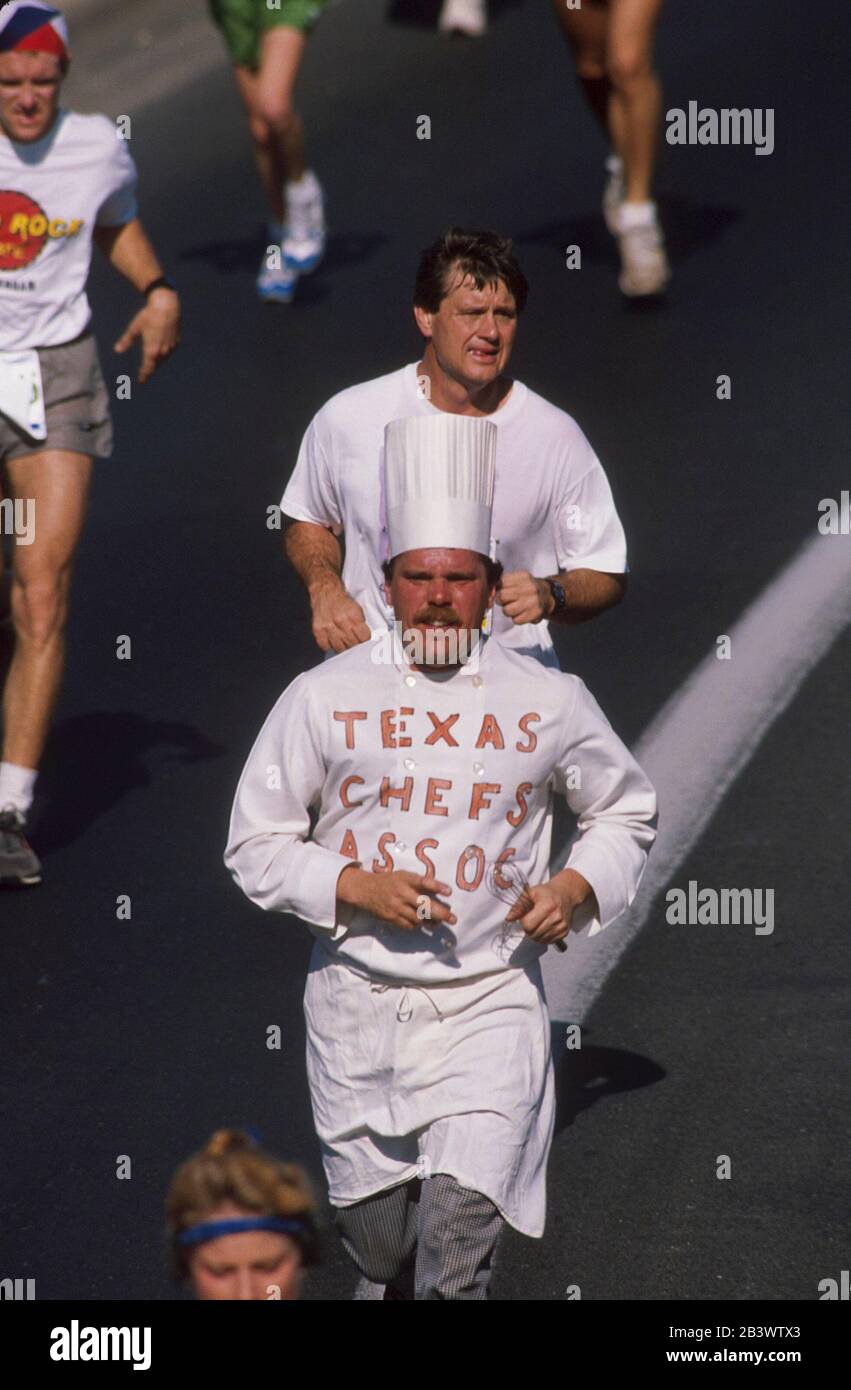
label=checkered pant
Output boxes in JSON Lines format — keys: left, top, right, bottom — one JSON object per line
{"left": 335, "top": 1173, "right": 504, "bottom": 1300}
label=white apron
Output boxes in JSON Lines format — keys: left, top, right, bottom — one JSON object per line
{"left": 303, "top": 940, "right": 555, "bottom": 1237}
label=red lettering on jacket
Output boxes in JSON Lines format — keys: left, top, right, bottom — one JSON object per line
{"left": 379, "top": 776, "right": 413, "bottom": 811}
{"left": 468, "top": 782, "right": 501, "bottom": 819}
{"left": 456, "top": 845, "right": 485, "bottom": 891}
{"left": 507, "top": 782, "right": 533, "bottom": 827}
{"left": 339, "top": 775, "right": 365, "bottom": 809}
{"left": 339, "top": 829, "right": 359, "bottom": 859}
{"left": 415, "top": 838, "right": 439, "bottom": 877}
{"left": 424, "top": 778, "right": 452, "bottom": 815}
{"left": 372, "top": 832, "right": 395, "bottom": 873}
{"left": 425, "top": 712, "right": 460, "bottom": 746}
{"left": 475, "top": 714, "right": 505, "bottom": 749}
{"left": 333, "top": 710, "right": 367, "bottom": 749}
{"left": 516, "top": 713, "right": 541, "bottom": 753}
{"left": 396, "top": 707, "right": 413, "bottom": 747}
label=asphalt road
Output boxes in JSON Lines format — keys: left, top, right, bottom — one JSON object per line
{"left": 1, "top": 0, "right": 849, "bottom": 1301}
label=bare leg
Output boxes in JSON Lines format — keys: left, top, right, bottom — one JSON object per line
{"left": 2, "top": 450, "right": 92, "bottom": 769}
{"left": 233, "top": 65, "right": 286, "bottom": 223}
{"left": 551, "top": 0, "right": 613, "bottom": 143}
{"left": 232, "top": 27, "right": 308, "bottom": 224}
{"left": 606, "top": 0, "right": 664, "bottom": 203}
{"left": 553, "top": 0, "right": 663, "bottom": 201}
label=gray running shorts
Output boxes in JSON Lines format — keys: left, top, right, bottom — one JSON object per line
{"left": 0, "top": 330, "right": 113, "bottom": 464}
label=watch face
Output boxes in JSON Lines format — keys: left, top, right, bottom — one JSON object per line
{"left": 550, "top": 580, "right": 566, "bottom": 610}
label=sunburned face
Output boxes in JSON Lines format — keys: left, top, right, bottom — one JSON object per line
{"left": 187, "top": 1204, "right": 303, "bottom": 1302}
{"left": 414, "top": 269, "right": 518, "bottom": 393}
{"left": 0, "top": 50, "right": 63, "bottom": 143}
{"left": 384, "top": 547, "right": 494, "bottom": 669}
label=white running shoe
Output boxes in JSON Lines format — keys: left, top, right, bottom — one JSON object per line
{"left": 438, "top": 0, "right": 487, "bottom": 38}
{"left": 616, "top": 213, "right": 671, "bottom": 297}
{"left": 602, "top": 154, "right": 624, "bottom": 235}
{"left": 282, "top": 169, "right": 326, "bottom": 274}
{"left": 257, "top": 225, "right": 298, "bottom": 303}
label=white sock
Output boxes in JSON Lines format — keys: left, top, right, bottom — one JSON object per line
{"left": 286, "top": 168, "right": 320, "bottom": 201}
{"left": 618, "top": 200, "right": 657, "bottom": 230}
{"left": 0, "top": 761, "right": 37, "bottom": 817}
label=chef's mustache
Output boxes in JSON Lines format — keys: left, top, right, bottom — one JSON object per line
{"left": 413, "top": 610, "right": 462, "bottom": 624}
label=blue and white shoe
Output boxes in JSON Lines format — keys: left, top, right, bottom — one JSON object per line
{"left": 257, "top": 224, "right": 298, "bottom": 302}
{"left": 282, "top": 169, "right": 326, "bottom": 274}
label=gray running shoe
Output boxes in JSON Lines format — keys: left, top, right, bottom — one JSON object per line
{"left": 0, "top": 807, "right": 42, "bottom": 886}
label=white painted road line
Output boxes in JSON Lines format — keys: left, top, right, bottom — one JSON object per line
{"left": 543, "top": 529, "right": 851, "bottom": 1024}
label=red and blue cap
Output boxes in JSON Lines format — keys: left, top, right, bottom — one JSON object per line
{"left": 0, "top": 3, "right": 70, "bottom": 60}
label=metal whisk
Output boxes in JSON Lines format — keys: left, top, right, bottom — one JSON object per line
{"left": 485, "top": 861, "right": 568, "bottom": 954}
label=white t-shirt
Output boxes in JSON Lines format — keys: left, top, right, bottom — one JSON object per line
{"left": 0, "top": 109, "right": 138, "bottom": 349}
{"left": 280, "top": 363, "right": 628, "bottom": 666}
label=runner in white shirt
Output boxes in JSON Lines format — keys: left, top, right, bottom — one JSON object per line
{"left": 281, "top": 227, "right": 628, "bottom": 670}
{"left": 227, "top": 413, "right": 657, "bottom": 1299}
{"left": 0, "top": 3, "right": 181, "bottom": 885}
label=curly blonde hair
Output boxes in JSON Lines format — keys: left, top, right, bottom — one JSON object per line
{"left": 166, "top": 1130, "right": 320, "bottom": 1279}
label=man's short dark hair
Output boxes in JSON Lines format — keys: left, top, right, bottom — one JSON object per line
{"left": 382, "top": 554, "right": 503, "bottom": 588}
{"left": 413, "top": 228, "right": 529, "bottom": 314}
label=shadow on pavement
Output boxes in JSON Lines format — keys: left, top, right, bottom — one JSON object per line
{"left": 33, "top": 711, "right": 224, "bottom": 854}
{"left": 521, "top": 196, "right": 743, "bottom": 266}
{"left": 177, "top": 229, "right": 386, "bottom": 278}
{"left": 551, "top": 1025, "right": 666, "bottom": 1136}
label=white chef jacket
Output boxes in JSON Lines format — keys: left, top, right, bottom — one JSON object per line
{"left": 279, "top": 363, "right": 627, "bottom": 667}
{"left": 225, "top": 632, "right": 656, "bottom": 1234}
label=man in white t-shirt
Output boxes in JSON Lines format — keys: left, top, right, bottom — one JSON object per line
{"left": 0, "top": 3, "right": 181, "bottom": 885}
{"left": 281, "top": 227, "right": 627, "bottom": 670}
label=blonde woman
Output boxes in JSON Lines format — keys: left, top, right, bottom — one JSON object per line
{"left": 166, "top": 1130, "right": 320, "bottom": 1300}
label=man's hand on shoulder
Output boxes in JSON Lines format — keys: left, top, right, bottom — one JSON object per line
{"left": 310, "top": 577, "right": 371, "bottom": 653}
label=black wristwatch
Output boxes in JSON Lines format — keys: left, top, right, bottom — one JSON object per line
{"left": 142, "top": 274, "right": 177, "bottom": 298}
{"left": 547, "top": 578, "right": 567, "bottom": 614}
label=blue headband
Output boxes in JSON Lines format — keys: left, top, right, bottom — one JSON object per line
{"left": 177, "top": 1215, "right": 311, "bottom": 1247}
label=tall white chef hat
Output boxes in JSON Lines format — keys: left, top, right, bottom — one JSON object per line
{"left": 383, "top": 414, "right": 496, "bottom": 560}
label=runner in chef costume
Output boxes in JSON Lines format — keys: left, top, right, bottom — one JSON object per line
{"left": 0, "top": 2, "right": 181, "bottom": 884}
{"left": 226, "top": 413, "right": 657, "bottom": 1299}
